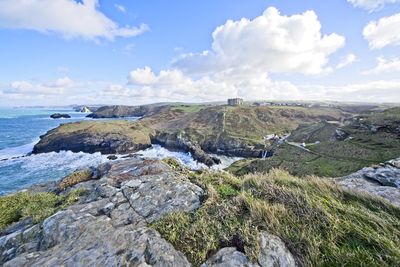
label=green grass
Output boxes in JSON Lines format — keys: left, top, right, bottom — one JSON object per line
{"left": 170, "top": 104, "right": 206, "bottom": 113}
{"left": 152, "top": 169, "right": 400, "bottom": 266}
{"left": 0, "top": 188, "right": 86, "bottom": 230}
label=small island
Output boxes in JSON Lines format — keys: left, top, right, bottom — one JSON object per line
{"left": 50, "top": 113, "right": 71, "bottom": 119}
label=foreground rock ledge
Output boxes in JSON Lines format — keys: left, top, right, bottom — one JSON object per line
{"left": 0, "top": 158, "right": 201, "bottom": 266}
{"left": 0, "top": 158, "right": 296, "bottom": 267}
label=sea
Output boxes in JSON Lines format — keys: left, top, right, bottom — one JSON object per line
{"left": 0, "top": 108, "right": 239, "bottom": 195}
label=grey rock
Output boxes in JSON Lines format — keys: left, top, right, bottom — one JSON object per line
{"left": 338, "top": 158, "right": 400, "bottom": 207}
{"left": 201, "top": 247, "right": 258, "bottom": 267}
{"left": 1, "top": 157, "right": 202, "bottom": 266}
{"left": 122, "top": 171, "right": 203, "bottom": 223}
{"left": 258, "top": 232, "right": 296, "bottom": 267}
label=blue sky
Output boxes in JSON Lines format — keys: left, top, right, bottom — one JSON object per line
{"left": 0, "top": 0, "right": 399, "bottom": 106}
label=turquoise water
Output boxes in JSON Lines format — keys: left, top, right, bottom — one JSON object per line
{"left": 0, "top": 108, "right": 234, "bottom": 195}
{"left": 0, "top": 108, "right": 109, "bottom": 195}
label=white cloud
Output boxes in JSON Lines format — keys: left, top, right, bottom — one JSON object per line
{"left": 363, "top": 56, "right": 400, "bottom": 74}
{"left": 3, "top": 77, "right": 74, "bottom": 95}
{"left": 336, "top": 54, "right": 357, "bottom": 69}
{"left": 363, "top": 13, "right": 400, "bottom": 49}
{"left": 173, "top": 7, "right": 345, "bottom": 75}
{"left": 300, "top": 80, "right": 400, "bottom": 102}
{"left": 125, "top": 66, "right": 301, "bottom": 102}
{"left": 114, "top": 4, "right": 126, "bottom": 13}
{"left": 0, "top": 0, "right": 148, "bottom": 40}
{"left": 347, "top": 0, "right": 400, "bottom": 11}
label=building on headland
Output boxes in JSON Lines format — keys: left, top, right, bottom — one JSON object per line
{"left": 227, "top": 98, "right": 244, "bottom": 106}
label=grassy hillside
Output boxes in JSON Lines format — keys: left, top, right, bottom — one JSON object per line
{"left": 229, "top": 107, "right": 400, "bottom": 177}
{"left": 152, "top": 169, "right": 400, "bottom": 266}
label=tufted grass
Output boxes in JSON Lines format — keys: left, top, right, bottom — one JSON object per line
{"left": 0, "top": 188, "right": 86, "bottom": 230}
{"left": 152, "top": 169, "right": 400, "bottom": 266}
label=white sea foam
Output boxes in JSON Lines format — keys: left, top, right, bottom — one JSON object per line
{"left": 0, "top": 139, "right": 39, "bottom": 160}
{"left": 135, "top": 145, "right": 242, "bottom": 170}
{"left": 0, "top": 150, "right": 109, "bottom": 195}
{"left": 137, "top": 145, "right": 207, "bottom": 170}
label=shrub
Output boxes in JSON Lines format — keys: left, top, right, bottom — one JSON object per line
{"left": 58, "top": 169, "right": 93, "bottom": 191}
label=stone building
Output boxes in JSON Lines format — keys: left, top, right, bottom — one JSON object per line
{"left": 227, "top": 98, "right": 244, "bottom": 106}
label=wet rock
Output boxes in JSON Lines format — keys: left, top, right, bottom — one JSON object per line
{"left": 107, "top": 155, "right": 118, "bottom": 160}
{"left": 152, "top": 132, "right": 221, "bottom": 166}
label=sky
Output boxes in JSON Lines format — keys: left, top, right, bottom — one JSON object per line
{"left": 0, "top": 0, "right": 400, "bottom": 106}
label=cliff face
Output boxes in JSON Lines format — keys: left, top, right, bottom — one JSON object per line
{"left": 33, "top": 121, "right": 153, "bottom": 155}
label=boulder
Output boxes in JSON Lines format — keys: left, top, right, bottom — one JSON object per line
{"left": 200, "top": 232, "right": 296, "bottom": 267}
{"left": 258, "top": 232, "right": 296, "bottom": 267}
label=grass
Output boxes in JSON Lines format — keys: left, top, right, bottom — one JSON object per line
{"left": 0, "top": 188, "right": 86, "bottom": 230}
{"left": 152, "top": 169, "right": 400, "bottom": 266}
{"left": 227, "top": 144, "right": 369, "bottom": 177}
{"left": 47, "top": 120, "right": 154, "bottom": 144}
{"left": 170, "top": 104, "right": 206, "bottom": 113}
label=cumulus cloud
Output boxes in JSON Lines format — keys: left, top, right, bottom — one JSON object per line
{"left": 363, "top": 13, "right": 400, "bottom": 49}
{"left": 347, "top": 0, "right": 400, "bottom": 11}
{"left": 363, "top": 57, "right": 400, "bottom": 74}
{"left": 0, "top": 0, "right": 148, "bottom": 40}
{"left": 125, "top": 66, "right": 300, "bottom": 102}
{"left": 336, "top": 54, "right": 357, "bottom": 69}
{"left": 173, "top": 7, "right": 345, "bottom": 75}
{"left": 121, "top": 7, "right": 346, "bottom": 103}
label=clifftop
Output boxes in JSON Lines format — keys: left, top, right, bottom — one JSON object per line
{"left": 1, "top": 157, "right": 399, "bottom": 266}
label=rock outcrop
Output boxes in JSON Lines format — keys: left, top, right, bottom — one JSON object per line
{"left": 152, "top": 132, "right": 221, "bottom": 166}
{"left": 32, "top": 121, "right": 152, "bottom": 155}
{"left": 337, "top": 158, "right": 400, "bottom": 207}
{"left": 87, "top": 105, "right": 165, "bottom": 119}
{"left": 50, "top": 113, "right": 71, "bottom": 119}
{"left": 0, "top": 158, "right": 203, "bottom": 266}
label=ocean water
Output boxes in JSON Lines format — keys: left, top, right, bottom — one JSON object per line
{"left": 0, "top": 108, "right": 238, "bottom": 195}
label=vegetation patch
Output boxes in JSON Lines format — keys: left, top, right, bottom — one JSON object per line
{"left": 0, "top": 188, "right": 86, "bottom": 230}
{"left": 152, "top": 169, "right": 400, "bottom": 266}
{"left": 58, "top": 169, "right": 93, "bottom": 191}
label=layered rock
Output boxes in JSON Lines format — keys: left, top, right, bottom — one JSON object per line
{"left": 337, "top": 158, "right": 400, "bottom": 207}
{"left": 0, "top": 158, "right": 203, "bottom": 266}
